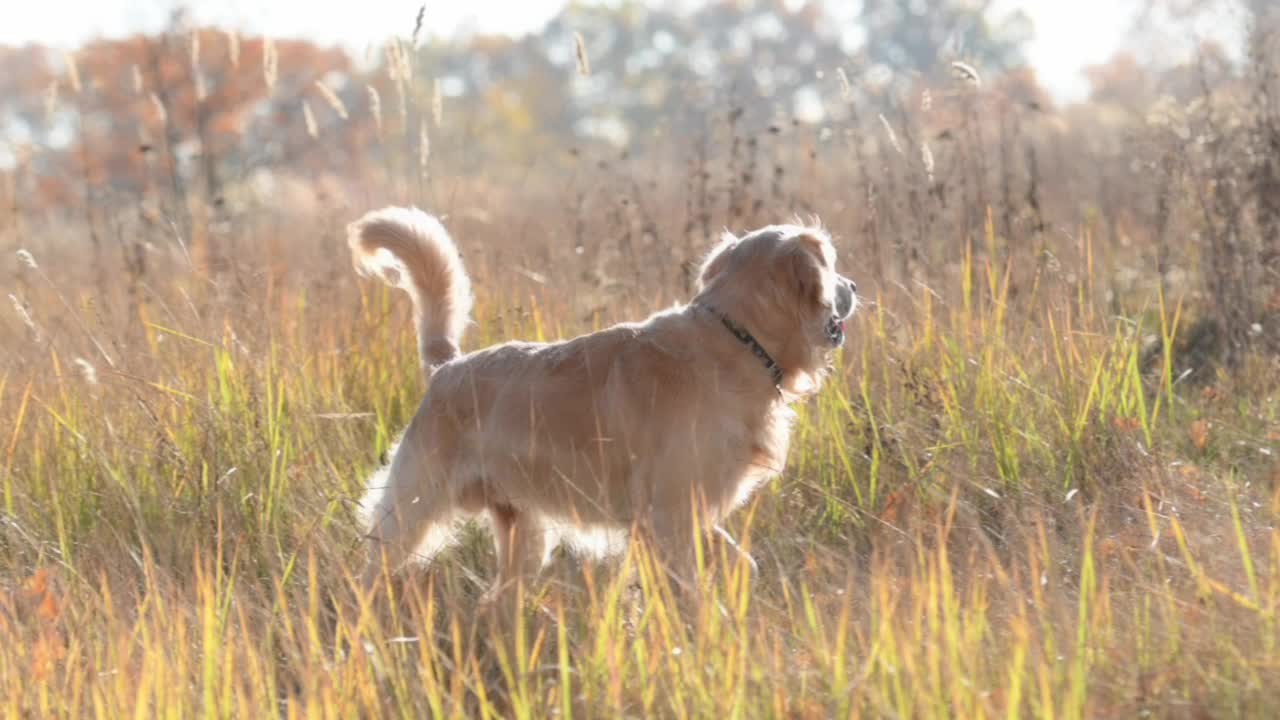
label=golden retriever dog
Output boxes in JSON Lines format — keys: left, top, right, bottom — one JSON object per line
{"left": 349, "top": 206, "right": 857, "bottom": 601}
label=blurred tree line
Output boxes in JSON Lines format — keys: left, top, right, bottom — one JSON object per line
{"left": 0, "top": 0, "right": 1033, "bottom": 205}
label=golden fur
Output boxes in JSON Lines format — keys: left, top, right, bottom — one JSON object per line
{"left": 349, "top": 207, "right": 857, "bottom": 599}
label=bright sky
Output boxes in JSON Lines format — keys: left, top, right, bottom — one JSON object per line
{"left": 0, "top": 0, "right": 1246, "bottom": 104}
{"left": 0, "top": 1, "right": 567, "bottom": 56}
{"left": 996, "top": 0, "right": 1245, "bottom": 101}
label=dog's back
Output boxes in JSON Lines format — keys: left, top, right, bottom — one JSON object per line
{"left": 422, "top": 309, "right": 766, "bottom": 523}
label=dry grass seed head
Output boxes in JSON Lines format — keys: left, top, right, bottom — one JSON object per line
{"left": 16, "top": 249, "right": 38, "bottom": 271}
{"left": 574, "top": 32, "right": 590, "bottom": 76}
{"left": 951, "top": 60, "right": 981, "bottom": 87}
{"left": 432, "top": 78, "right": 443, "bottom": 126}
{"left": 73, "top": 358, "right": 98, "bottom": 386}
{"left": 148, "top": 93, "right": 167, "bottom": 125}
{"left": 63, "top": 53, "right": 80, "bottom": 95}
{"left": 367, "top": 85, "right": 383, "bottom": 133}
{"left": 418, "top": 120, "right": 430, "bottom": 178}
{"left": 879, "top": 114, "right": 904, "bottom": 156}
{"left": 314, "top": 81, "right": 349, "bottom": 120}
{"left": 9, "top": 293, "right": 39, "bottom": 341}
{"left": 412, "top": 5, "right": 426, "bottom": 47}
{"left": 263, "top": 37, "right": 278, "bottom": 90}
{"left": 302, "top": 101, "right": 318, "bottom": 139}
{"left": 226, "top": 30, "right": 240, "bottom": 68}
{"left": 43, "top": 82, "right": 58, "bottom": 124}
{"left": 837, "top": 67, "right": 852, "bottom": 100}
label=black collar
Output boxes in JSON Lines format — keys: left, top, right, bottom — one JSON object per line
{"left": 695, "top": 303, "right": 784, "bottom": 389}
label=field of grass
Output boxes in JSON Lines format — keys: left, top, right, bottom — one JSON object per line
{"left": 3, "top": 20, "right": 1280, "bottom": 719}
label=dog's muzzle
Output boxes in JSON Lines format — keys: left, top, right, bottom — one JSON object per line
{"left": 826, "top": 277, "right": 857, "bottom": 346}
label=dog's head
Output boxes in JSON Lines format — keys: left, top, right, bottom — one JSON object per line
{"left": 695, "top": 223, "right": 857, "bottom": 391}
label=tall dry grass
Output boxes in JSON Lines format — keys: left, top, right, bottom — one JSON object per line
{"left": 2, "top": 17, "right": 1280, "bottom": 719}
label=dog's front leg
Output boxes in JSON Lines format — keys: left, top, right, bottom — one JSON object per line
{"left": 481, "top": 503, "right": 546, "bottom": 621}
{"left": 646, "top": 512, "right": 700, "bottom": 595}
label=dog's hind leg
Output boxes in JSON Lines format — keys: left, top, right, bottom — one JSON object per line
{"left": 482, "top": 502, "right": 547, "bottom": 614}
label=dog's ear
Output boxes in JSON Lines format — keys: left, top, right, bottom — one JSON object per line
{"left": 697, "top": 231, "right": 738, "bottom": 290}
{"left": 785, "top": 234, "right": 827, "bottom": 308}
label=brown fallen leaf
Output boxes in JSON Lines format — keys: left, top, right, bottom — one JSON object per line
{"left": 1188, "top": 419, "right": 1210, "bottom": 451}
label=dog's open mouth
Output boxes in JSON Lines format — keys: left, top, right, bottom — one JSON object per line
{"left": 825, "top": 316, "right": 845, "bottom": 346}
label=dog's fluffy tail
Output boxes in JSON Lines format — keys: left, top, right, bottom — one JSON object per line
{"left": 347, "top": 207, "right": 473, "bottom": 374}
